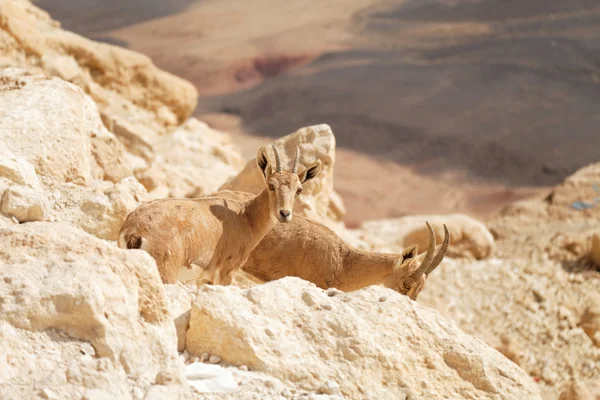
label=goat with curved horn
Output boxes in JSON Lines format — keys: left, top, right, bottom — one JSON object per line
{"left": 409, "top": 221, "right": 436, "bottom": 279}
{"left": 396, "top": 222, "right": 450, "bottom": 298}
{"left": 213, "top": 188, "right": 452, "bottom": 301}
{"left": 426, "top": 224, "right": 450, "bottom": 275}
{"left": 238, "top": 209, "right": 450, "bottom": 300}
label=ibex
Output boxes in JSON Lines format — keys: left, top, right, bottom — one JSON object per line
{"left": 216, "top": 191, "right": 449, "bottom": 300}
{"left": 118, "top": 145, "right": 322, "bottom": 285}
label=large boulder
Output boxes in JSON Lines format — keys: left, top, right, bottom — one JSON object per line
{"left": 359, "top": 213, "right": 495, "bottom": 260}
{"left": 0, "top": 0, "right": 197, "bottom": 159}
{"left": 0, "top": 220, "right": 189, "bottom": 399}
{"left": 0, "top": 68, "right": 145, "bottom": 239}
{"left": 220, "top": 124, "right": 343, "bottom": 222}
{"left": 0, "top": 68, "right": 131, "bottom": 185}
{"left": 186, "top": 277, "right": 541, "bottom": 399}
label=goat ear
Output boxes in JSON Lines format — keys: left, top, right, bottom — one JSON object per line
{"left": 256, "top": 147, "right": 272, "bottom": 181}
{"left": 298, "top": 160, "right": 322, "bottom": 183}
{"left": 401, "top": 244, "right": 418, "bottom": 264}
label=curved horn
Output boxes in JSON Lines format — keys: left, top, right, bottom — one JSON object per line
{"left": 426, "top": 224, "right": 450, "bottom": 275}
{"left": 291, "top": 146, "right": 300, "bottom": 174}
{"left": 271, "top": 144, "right": 282, "bottom": 172}
{"left": 411, "top": 221, "right": 436, "bottom": 278}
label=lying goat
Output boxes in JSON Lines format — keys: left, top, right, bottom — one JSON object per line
{"left": 246, "top": 219, "right": 448, "bottom": 300}
{"left": 217, "top": 190, "right": 449, "bottom": 299}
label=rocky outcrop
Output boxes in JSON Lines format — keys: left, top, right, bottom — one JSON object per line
{"left": 220, "top": 124, "right": 343, "bottom": 222}
{"left": 0, "top": 0, "right": 250, "bottom": 216}
{"left": 359, "top": 213, "right": 495, "bottom": 260}
{"left": 186, "top": 277, "right": 542, "bottom": 400}
{"left": 418, "top": 256, "right": 600, "bottom": 399}
{"left": 0, "top": 68, "right": 144, "bottom": 239}
{"left": 0, "top": 68, "right": 131, "bottom": 185}
{"left": 138, "top": 118, "right": 246, "bottom": 199}
{"left": 0, "top": 0, "right": 197, "bottom": 159}
{"left": 0, "top": 220, "right": 189, "bottom": 399}
{"left": 5, "top": 3, "right": 596, "bottom": 400}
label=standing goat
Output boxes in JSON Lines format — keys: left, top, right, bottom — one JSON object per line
{"left": 118, "top": 145, "right": 321, "bottom": 285}
{"left": 217, "top": 191, "right": 449, "bottom": 300}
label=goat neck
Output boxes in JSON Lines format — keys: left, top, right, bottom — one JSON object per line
{"left": 244, "top": 188, "right": 278, "bottom": 246}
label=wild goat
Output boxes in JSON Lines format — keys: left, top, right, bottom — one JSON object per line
{"left": 217, "top": 190, "right": 449, "bottom": 299}
{"left": 118, "top": 145, "right": 322, "bottom": 285}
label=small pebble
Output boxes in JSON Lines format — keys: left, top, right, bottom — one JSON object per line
{"left": 531, "top": 289, "right": 545, "bottom": 303}
{"left": 209, "top": 355, "right": 222, "bottom": 364}
{"left": 322, "top": 304, "right": 332, "bottom": 311}
{"left": 379, "top": 296, "right": 387, "bottom": 302}
{"left": 200, "top": 352, "right": 210, "bottom": 362}
{"left": 238, "top": 365, "right": 248, "bottom": 371}
{"left": 181, "top": 352, "right": 190, "bottom": 362}
{"left": 191, "top": 356, "right": 200, "bottom": 363}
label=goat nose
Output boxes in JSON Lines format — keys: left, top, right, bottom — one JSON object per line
{"left": 279, "top": 209, "right": 291, "bottom": 218}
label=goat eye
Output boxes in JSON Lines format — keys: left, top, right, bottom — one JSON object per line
{"left": 403, "top": 282, "right": 411, "bottom": 291}
{"left": 296, "top": 188, "right": 303, "bottom": 195}
{"left": 268, "top": 184, "right": 275, "bottom": 191}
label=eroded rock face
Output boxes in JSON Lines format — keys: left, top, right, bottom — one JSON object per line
{"left": 0, "top": 0, "right": 197, "bottom": 159}
{"left": 359, "top": 213, "right": 495, "bottom": 260}
{"left": 186, "top": 277, "right": 541, "bottom": 400}
{"left": 0, "top": 68, "right": 131, "bottom": 185}
{"left": 418, "top": 256, "right": 600, "bottom": 399}
{"left": 138, "top": 118, "right": 246, "bottom": 199}
{"left": 220, "top": 124, "right": 342, "bottom": 222}
{"left": 0, "top": 220, "right": 188, "bottom": 399}
{"left": 0, "top": 68, "right": 145, "bottom": 239}
{"left": 164, "top": 284, "right": 195, "bottom": 353}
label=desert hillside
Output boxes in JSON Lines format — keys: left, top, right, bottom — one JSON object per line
{"left": 1, "top": 1, "right": 599, "bottom": 400}
{"left": 34, "top": 0, "right": 600, "bottom": 222}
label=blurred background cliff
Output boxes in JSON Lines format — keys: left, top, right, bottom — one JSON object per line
{"left": 34, "top": 0, "right": 600, "bottom": 224}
